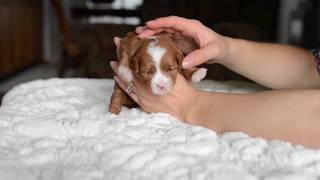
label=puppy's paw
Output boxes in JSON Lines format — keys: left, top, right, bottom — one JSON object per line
{"left": 108, "top": 106, "right": 121, "bottom": 115}
{"left": 118, "top": 65, "right": 133, "bottom": 82}
{"left": 192, "top": 68, "right": 207, "bottom": 83}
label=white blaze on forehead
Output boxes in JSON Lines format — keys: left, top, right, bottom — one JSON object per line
{"left": 147, "top": 41, "right": 173, "bottom": 95}
{"left": 147, "top": 41, "right": 166, "bottom": 64}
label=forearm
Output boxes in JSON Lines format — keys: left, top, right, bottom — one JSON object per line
{"left": 188, "top": 90, "right": 320, "bottom": 148}
{"left": 222, "top": 38, "right": 320, "bottom": 89}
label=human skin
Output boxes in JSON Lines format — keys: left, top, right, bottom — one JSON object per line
{"left": 112, "top": 62, "right": 320, "bottom": 149}
{"left": 110, "top": 16, "right": 320, "bottom": 148}
{"left": 137, "top": 16, "right": 320, "bottom": 89}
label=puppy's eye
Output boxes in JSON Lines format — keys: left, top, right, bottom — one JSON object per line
{"left": 168, "top": 67, "right": 178, "bottom": 72}
{"left": 143, "top": 69, "right": 154, "bottom": 75}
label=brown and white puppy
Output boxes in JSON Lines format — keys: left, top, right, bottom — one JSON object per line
{"left": 108, "top": 32, "right": 207, "bottom": 114}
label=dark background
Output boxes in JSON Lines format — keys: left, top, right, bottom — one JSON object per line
{"left": 0, "top": 0, "right": 319, "bottom": 99}
{"left": 61, "top": 0, "right": 281, "bottom": 80}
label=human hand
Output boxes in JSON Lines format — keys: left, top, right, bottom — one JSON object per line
{"left": 135, "top": 16, "right": 230, "bottom": 69}
{"left": 110, "top": 37, "right": 199, "bottom": 123}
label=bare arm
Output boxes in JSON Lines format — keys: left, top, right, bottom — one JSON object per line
{"left": 111, "top": 61, "right": 320, "bottom": 148}
{"left": 188, "top": 89, "right": 320, "bottom": 148}
{"left": 111, "top": 27, "right": 320, "bottom": 149}
{"left": 222, "top": 38, "right": 320, "bottom": 89}
{"left": 138, "top": 16, "right": 320, "bottom": 89}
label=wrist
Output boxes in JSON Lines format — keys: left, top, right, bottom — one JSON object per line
{"left": 183, "top": 90, "right": 212, "bottom": 127}
{"left": 183, "top": 89, "right": 202, "bottom": 125}
{"left": 183, "top": 90, "right": 226, "bottom": 133}
{"left": 219, "top": 37, "right": 242, "bottom": 67}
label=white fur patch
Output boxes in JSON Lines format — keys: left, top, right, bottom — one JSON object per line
{"left": 147, "top": 42, "right": 172, "bottom": 95}
{"left": 192, "top": 68, "right": 207, "bottom": 83}
{"left": 147, "top": 41, "right": 166, "bottom": 63}
{"left": 117, "top": 65, "right": 133, "bottom": 82}
{"left": 151, "top": 70, "right": 173, "bottom": 95}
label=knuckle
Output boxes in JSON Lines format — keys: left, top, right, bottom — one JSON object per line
{"left": 168, "top": 15, "right": 178, "bottom": 19}
{"left": 190, "top": 19, "right": 202, "bottom": 26}
{"left": 166, "top": 15, "right": 179, "bottom": 24}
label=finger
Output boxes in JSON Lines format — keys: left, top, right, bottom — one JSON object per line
{"left": 171, "top": 32, "right": 187, "bottom": 40}
{"left": 162, "top": 28, "right": 176, "bottom": 34}
{"left": 114, "top": 76, "right": 139, "bottom": 102}
{"left": 110, "top": 61, "right": 119, "bottom": 72}
{"left": 114, "top": 76, "right": 137, "bottom": 94}
{"left": 146, "top": 16, "right": 199, "bottom": 35}
{"left": 113, "top": 37, "right": 122, "bottom": 48}
{"left": 135, "top": 26, "right": 146, "bottom": 34}
{"left": 139, "top": 28, "right": 180, "bottom": 38}
{"left": 138, "top": 28, "right": 164, "bottom": 38}
{"left": 182, "top": 45, "right": 215, "bottom": 69}
{"left": 114, "top": 75, "right": 127, "bottom": 88}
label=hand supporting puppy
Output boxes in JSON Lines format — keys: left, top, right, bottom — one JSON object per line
{"left": 110, "top": 37, "right": 200, "bottom": 124}
{"left": 109, "top": 16, "right": 320, "bottom": 149}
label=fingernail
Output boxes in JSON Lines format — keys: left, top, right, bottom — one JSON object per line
{"left": 114, "top": 76, "right": 120, "bottom": 83}
{"left": 135, "top": 26, "right": 144, "bottom": 32}
{"left": 182, "top": 60, "right": 190, "bottom": 69}
{"left": 110, "top": 61, "right": 116, "bottom": 70}
{"left": 113, "top": 37, "right": 121, "bottom": 44}
{"left": 109, "top": 61, "right": 114, "bottom": 67}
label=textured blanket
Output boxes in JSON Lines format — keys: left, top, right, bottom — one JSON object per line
{"left": 0, "top": 78, "right": 320, "bottom": 180}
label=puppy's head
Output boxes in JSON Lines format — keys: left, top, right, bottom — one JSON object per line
{"left": 130, "top": 34, "right": 184, "bottom": 95}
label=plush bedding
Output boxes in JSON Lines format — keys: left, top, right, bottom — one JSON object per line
{"left": 0, "top": 78, "right": 320, "bottom": 180}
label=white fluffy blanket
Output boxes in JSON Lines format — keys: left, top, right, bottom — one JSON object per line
{"left": 0, "top": 78, "right": 320, "bottom": 180}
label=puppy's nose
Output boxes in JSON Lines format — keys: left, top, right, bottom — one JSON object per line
{"left": 156, "top": 83, "right": 166, "bottom": 91}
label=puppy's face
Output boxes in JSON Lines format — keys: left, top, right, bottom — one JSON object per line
{"left": 131, "top": 37, "right": 183, "bottom": 95}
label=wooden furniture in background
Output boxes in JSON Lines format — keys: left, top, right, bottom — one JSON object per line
{"left": 50, "top": 0, "right": 86, "bottom": 77}
{"left": 50, "top": 0, "right": 142, "bottom": 78}
{"left": 0, "top": 0, "right": 42, "bottom": 79}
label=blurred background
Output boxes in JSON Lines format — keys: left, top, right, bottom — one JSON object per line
{"left": 0, "top": 0, "right": 319, "bottom": 101}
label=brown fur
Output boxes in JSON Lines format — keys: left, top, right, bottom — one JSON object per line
{"left": 108, "top": 32, "right": 201, "bottom": 114}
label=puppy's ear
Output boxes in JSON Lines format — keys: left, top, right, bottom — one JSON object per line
{"left": 176, "top": 49, "right": 184, "bottom": 72}
{"left": 119, "top": 32, "right": 143, "bottom": 67}
{"left": 169, "top": 34, "right": 199, "bottom": 55}
{"left": 125, "top": 32, "right": 143, "bottom": 58}
{"left": 130, "top": 56, "right": 140, "bottom": 74}
{"left": 166, "top": 33, "right": 197, "bottom": 72}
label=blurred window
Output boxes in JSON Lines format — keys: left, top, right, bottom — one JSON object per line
{"left": 85, "top": 0, "right": 143, "bottom": 25}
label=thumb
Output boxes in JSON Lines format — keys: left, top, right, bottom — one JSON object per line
{"left": 113, "top": 37, "right": 122, "bottom": 48}
{"left": 182, "top": 46, "right": 214, "bottom": 69}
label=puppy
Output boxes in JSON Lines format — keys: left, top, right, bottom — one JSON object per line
{"left": 108, "top": 32, "right": 207, "bottom": 114}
